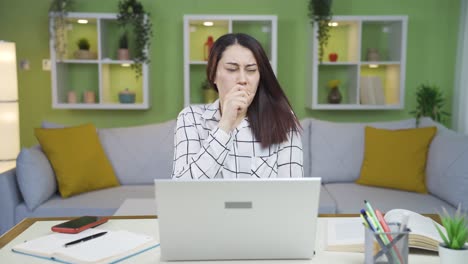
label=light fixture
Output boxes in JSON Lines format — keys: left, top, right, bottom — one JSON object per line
{"left": 0, "top": 41, "right": 19, "bottom": 173}
{"left": 369, "top": 64, "right": 379, "bottom": 68}
{"left": 77, "top": 19, "right": 88, "bottom": 24}
{"left": 328, "top": 22, "right": 339, "bottom": 27}
{"left": 121, "top": 63, "right": 131, "bottom": 67}
{"left": 203, "top": 21, "right": 214, "bottom": 27}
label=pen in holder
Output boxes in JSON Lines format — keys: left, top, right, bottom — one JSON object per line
{"left": 364, "top": 223, "right": 410, "bottom": 264}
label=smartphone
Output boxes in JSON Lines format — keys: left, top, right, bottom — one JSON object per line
{"left": 51, "top": 216, "right": 109, "bottom": 234}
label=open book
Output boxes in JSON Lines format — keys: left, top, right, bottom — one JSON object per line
{"left": 326, "top": 209, "right": 444, "bottom": 252}
{"left": 12, "top": 228, "right": 159, "bottom": 263}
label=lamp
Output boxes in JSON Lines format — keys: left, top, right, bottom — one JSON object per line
{"left": 0, "top": 41, "right": 19, "bottom": 173}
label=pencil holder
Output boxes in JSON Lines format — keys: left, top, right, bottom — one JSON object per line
{"left": 364, "top": 223, "right": 410, "bottom": 264}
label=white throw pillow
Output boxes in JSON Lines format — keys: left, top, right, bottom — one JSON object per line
{"left": 309, "top": 118, "right": 416, "bottom": 183}
{"left": 16, "top": 145, "right": 57, "bottom": 210}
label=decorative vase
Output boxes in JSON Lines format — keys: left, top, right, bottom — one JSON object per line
{"left": 366, "top": 48, "right": 380, "bottom": 61}
{"left": 119, "top": 88, "right": 136, "bottom": 104}
{"left": 438, "top": 244, "right": 468, "bottom": 264}
{"left": 327, "top": 86, "right": 342, "bottom": 104}
{"left": 83, "top": 91, "right": 95, "bottom": 103}
{"left": 118, "top": 49, "right": 130, "bottom": 60}
{"left": 67, "top": 91, "right": 77, "bottom": 104}
{"left": 203, "top": 36, "right": 214, "bottom": 61}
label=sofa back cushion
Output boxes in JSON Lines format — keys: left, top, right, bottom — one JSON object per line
{"left": 309, "top": 118, "right": 416, "bottom": 182}
{"left": 98, "top": 120, "right": 176, "bottom": 185}
{"left": 426, "top": 132, "right": 468, "bottom": 211}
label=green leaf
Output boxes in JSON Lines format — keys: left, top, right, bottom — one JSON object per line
{"left": 435, "top": 224, "right": 450, "bottom": 246}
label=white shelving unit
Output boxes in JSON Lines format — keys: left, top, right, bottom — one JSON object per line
{"left": 183, "top": 15, "right": 277, "bottom": 107}
{"left": 49, "top": 12, "right": 149, "bottom": 110}
{"left": 307, "top": 16, "right": 408, "bottom": 110}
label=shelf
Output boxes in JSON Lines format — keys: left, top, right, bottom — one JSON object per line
{"left": 183, "top": 15, "right": 277, "bottom": 107}
{"left": 308, "top": 15, "right": 407, "bottom": 110}
{"left": 50, "top": 12, "right": 150, "bottom": 110}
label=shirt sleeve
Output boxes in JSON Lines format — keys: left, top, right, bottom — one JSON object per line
{"left": 277, "top": 130, "right": 304, "bottom": 178}
{"left": 171, "top": 111, "right": 233, "bottom": 180}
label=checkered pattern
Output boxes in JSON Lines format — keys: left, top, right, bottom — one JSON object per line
{"left": 172, "top": 100, "right": 304, "bottom": 179}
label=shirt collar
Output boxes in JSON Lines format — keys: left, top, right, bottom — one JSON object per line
{"left": 201, "top": 99, "right": 222, "bottom": 121}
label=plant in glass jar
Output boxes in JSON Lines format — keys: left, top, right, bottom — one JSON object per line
{"left": 308, "top": 0, "right": 333, "bottom": 63}
{"left": 435, "top": 205, "right": 468, "bottom": 264}
{"left": 327, "top": 79, "right": 342, "bottom": 104}
{"left": 74, "top": 38, "right": 95, "bottom": 59}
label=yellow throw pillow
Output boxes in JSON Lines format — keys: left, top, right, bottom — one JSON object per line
{"left": 35, "top": 123, "right": 119, "bottom": 198}
{"left": 356, "top": 126, "right": 437, "bottom": 193}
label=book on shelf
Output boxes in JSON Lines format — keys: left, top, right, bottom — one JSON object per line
{"left": 326, "top": 209, "right": 444, "bottom": 252}
{"left": 11, "top": 228, "right": 159, "bottom": 264}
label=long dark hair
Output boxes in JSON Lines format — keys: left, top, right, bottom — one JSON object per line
{"left": 207, "top": 33, "right": 301, "bottom": 148}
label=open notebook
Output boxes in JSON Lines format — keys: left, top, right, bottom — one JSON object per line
{"left": 326, "top": 209, "right": 445, "bottom": 252}
{"left": 12, "top": 228, "right": 159, "bottom": 264}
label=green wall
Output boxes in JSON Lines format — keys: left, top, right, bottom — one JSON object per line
{"left": 0, "top": 0, "right": 461, "bottom": 147}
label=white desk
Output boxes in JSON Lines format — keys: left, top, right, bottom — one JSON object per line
{"left": 0, "top": 217, "right": 438, "bottom": 263}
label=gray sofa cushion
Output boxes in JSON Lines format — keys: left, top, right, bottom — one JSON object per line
{"left": 15, "top": 185, "right": 155, "bottom": 222}
{"left": 324, "top": 183, "right": 455, "bottom": 214}
{"left": 426, "top": 133, "right": 468, "bottom": 211}
{"left": 309, "top": 118, "right": 416, "bottom": 183}
{"left": 16, "top": 145, "right": 57, "bottom": 210}
{"left": 98, "top": 120, "right": 176, "bottom": 185}
{"left": 318, "top": 185, "right": 337, "bottom": 214}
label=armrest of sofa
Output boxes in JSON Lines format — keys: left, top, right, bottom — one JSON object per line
{"left": 0, "top": 168, "right": 22, "bottom": 235}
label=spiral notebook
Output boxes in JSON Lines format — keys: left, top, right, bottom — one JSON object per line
{"left": 11, "top": 228, "right": 159, "bottom": 264}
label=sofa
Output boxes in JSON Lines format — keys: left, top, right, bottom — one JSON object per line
{"left": 1, "top": 117, "right": 467, "bottom": 235}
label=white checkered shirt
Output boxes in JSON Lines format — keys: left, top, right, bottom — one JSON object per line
{"left": 172, "top": 100, "right": 304, "bottom": 179}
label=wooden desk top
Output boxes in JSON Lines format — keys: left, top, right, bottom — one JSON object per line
{"left": 0, "top": 214, "right": 440, "bottom": 249}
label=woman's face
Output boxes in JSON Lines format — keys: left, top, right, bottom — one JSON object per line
{"left": 214, "top": 44, "right": 260, "bottom": 106}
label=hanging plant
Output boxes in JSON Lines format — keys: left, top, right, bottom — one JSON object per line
{"left": 49, "top": 0, "right": 74, "bottom": 60}
{"left": 308, "top": 0, "right": 333, "bottom": 63}
{"left": 117, "top": 0, "right": 153, "bottom": 78}
{"left": 410, "top": 83, "right": 451, "bottom": 126}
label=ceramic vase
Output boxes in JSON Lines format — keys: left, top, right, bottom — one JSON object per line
{"left": 118, "top": 49, "right": 129, "bottom": 60}
{"left": 327, "top": 87, "right": 342, "bottom": 104}
{"left": 438, "top": 244, "right": 468, "bottom": 264}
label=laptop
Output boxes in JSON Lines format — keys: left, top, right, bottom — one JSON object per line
{"left": 154, "top": 178, "right": 321, "bottom": 261}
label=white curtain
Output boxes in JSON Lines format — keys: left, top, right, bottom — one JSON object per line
{"left": 453, "top": 0, "right": 468, "bottom": 134}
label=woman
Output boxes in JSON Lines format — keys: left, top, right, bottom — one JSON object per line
{"left": 172, "top": 33, "right": 303, "bottom": 179}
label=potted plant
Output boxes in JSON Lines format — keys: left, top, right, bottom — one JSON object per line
{"left": 410, "top": 83, "right": 450, "bottom": 126}
{"left": 117, "top": 0, "right": 153, "bottom": 78}
{"left": 118, "top": 31, "right": 130, "bottom": 60}
{"left": 308, "top": 0, "right": 333, "bottom": 63}
{"left": 201, "top": 79, "right": 217, "bottom": 104}
{"left": 74, "top": 38, "right": 94, "bottom": 59}
{"left": 49, "top": 0, "right": 74, "bottom": 60}
{"left": 435, "top": 205, "right": 468, "bottom": 263}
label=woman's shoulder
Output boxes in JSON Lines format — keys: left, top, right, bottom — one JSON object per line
{"left": 177, "top": 103, "right": 212, "bottom": 121}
